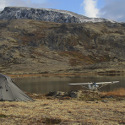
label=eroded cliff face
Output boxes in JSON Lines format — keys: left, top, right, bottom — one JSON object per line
{"left": 0, "top": 7, "right": 114, "bottom": 23}
{"left": 0, "top": 19, "right": 125, "bottom": 74}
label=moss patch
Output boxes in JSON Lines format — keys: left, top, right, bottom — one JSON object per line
{"left": 0, "top": 114, "right": 7, "bottom": 118}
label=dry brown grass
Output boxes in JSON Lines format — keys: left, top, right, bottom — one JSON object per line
{"left": 59, "top": 51, "right": 95, "bottom": 66}
{"left": 0, "top": 96, "right": 125, "bottom": 125}
{"left": 102, "top": 88, "right": 125, "bottom": 97}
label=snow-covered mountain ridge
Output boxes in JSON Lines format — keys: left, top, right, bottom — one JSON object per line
{"left": 0, "top": 7, "right": 115, "bottom": 23}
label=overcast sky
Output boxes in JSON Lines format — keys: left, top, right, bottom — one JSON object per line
{"left": 0, "top": 0, "right": 124, "bottom": 22}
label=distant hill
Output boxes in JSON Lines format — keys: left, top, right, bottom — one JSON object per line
{"left": 0, "top": 7, "right": 115, "bottom": 23}
{"left": 0, "top": 7, "right": 125, "bottom": 75}
{"left": 0, "top": 19, "right": 125, "bottom": 75}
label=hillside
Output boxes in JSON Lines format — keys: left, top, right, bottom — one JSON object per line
{"left": 0, "top": 19, "right": 125, "bottom": 75}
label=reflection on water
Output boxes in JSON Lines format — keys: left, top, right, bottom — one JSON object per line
{"left": 13, "top": 76, "right": 125, "bottom": 94}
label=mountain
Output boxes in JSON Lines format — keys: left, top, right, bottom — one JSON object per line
{"left": 0, "top": 7, "right": 125, "bottom": 75}
{"left": 0, "top": 7, "right": 115, "bottom": 23}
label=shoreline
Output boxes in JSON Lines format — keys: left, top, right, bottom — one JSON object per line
{"left": 7, "top": 72, "right": 96, "bottom": 78}
{"left": 6, "top": 71, "right": 125, "bottom": 78}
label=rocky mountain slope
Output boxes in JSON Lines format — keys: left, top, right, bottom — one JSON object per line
{"left": 0, "top": 19, "right": 125, "bottom": 75}
{"left": 0, "top": 7, "right": 114, "bottom": 23}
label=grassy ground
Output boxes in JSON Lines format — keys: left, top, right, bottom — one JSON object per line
{"left": 0, "top": 92, "right": 125, "bottom": 125}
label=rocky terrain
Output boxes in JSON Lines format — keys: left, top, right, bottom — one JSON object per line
{"left": 0, "top": 7, "right": 125, "bottom": 75}
{"left": 0, "top": 7, "right": 114, "bottom": 23}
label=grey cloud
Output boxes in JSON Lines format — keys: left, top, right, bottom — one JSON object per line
{"left": 99, "top": 0, "right": 125, "bottom": 22}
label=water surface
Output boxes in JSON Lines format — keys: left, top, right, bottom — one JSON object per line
{"left": 13, "top": 76, "right": 125, "bottom": 94}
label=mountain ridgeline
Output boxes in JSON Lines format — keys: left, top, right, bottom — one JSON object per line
{"left": 0, "top": 7, "right": 125, "bottom": 75}
{"left": 0, "top": 7, "right": 114, "bottom": 23}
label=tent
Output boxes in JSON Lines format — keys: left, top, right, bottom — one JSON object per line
{"left": 0, "top": 73, "right": 33, "bottom": 101}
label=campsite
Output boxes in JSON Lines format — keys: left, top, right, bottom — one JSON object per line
{"left": 0, "top": 3, "right": 125, "bottom": 124}
{"left": 0, "top": 74, "right": 125, "bottom": 125}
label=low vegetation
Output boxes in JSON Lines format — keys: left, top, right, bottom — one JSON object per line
{"left": 102, "top": 88, "right": 125, "bottom": 97}
{"left": 0, "top": 20, "right": 125, "bottom": 74}
{"left": 0, "top": 90, "right": 125, "bottom": 125}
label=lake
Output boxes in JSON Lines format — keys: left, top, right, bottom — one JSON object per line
{"left": 13, "top": 76, "right": 125, "bottom": 94}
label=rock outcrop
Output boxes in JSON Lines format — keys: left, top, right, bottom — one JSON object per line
{"left": 0, "top": 7, "right": 115, "bottom": 23}
{"left": 46, "top": 90, "right": 101, "bottom": 101}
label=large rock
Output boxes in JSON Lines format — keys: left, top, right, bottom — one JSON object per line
{"left": 46, "top": 90, "right": 101, "bottom": 101}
